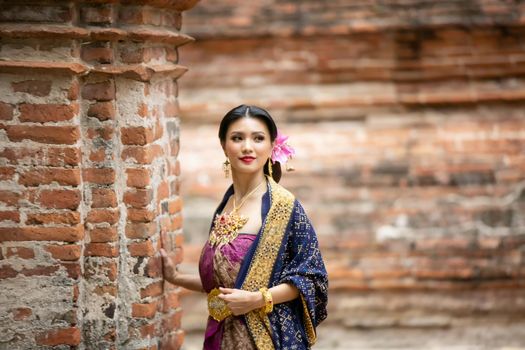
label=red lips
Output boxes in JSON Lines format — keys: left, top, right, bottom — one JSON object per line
{"left": 239, "top": 156, "right": 255, "bottom": 164}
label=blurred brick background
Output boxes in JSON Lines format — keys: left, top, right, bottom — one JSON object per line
{"left": 177, "top": 0, "right": 525, "bottom": 349}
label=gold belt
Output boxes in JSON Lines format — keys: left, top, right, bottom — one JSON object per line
{"left": 207, "top": 288, "right": 232, "bottom": 321}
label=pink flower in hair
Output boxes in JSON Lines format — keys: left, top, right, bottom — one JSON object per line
{"left": 271, "top": 131, "right": 295, "bottom": 164}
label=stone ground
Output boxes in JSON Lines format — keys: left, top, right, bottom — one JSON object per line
{"left": 182, "top": 323, "right": 525, "bottom": 350}
{"left": 182, "top": 324, "right": 525, "bottom": 350}
{"left": 179, "top": 293, "right": 525, "bottom": 350}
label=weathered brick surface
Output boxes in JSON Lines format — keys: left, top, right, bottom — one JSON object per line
{"left": 0, "top": 0, "right": 193, "bottom": 348}
{"left": 178, "top": 0, "right": 525, "bottom": 345}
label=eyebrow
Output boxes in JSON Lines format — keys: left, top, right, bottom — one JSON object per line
{"left": 229, "top": 131, "right": 266, "bottom": 135}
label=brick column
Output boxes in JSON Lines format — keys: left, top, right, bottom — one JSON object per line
{"left": 0, "top": 1, "right": 198, "bottom": 349}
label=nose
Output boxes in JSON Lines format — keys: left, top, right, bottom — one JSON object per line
{"left": 241, "top": 139, "right": 253, "bottom": 153}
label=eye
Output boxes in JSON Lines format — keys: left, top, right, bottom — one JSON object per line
{"left": 231, "top": 135, "right": 242, "bottom": 142}
{"left": 254, "top": 135, "right": 265, "bottom": 142}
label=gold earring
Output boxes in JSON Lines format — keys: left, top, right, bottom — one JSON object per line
{"left": 223, "top": 159, "right": 231, "bottom": 178}
{"left": 267, "top": 159, "right": 273, "bottom": 178}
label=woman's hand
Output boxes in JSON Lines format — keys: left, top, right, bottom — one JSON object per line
{"left": 218, "top": 287, "right": 265, "bottom": 316}
{"left": 160, "top": 248, "right": 179, "bottom": 285}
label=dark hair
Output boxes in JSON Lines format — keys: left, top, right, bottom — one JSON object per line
{"left": 218, "top": 104, "right": 282, "bottom": 182}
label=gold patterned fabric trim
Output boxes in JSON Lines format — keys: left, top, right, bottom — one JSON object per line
{"left": 241, "top": 177, "right": 295, "bottom": 350}
{"left": 300, "top": 294, "right": 317, "bottom": 345}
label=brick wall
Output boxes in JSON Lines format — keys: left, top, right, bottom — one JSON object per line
{"left": 0, "top": 1, "right": 197, "bottom": 349}
{"left": 177, "top": 0, "right": 525, "bottom": 341}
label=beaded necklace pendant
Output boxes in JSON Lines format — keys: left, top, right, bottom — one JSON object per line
{"left": 208, "top": 179, "right": 265, "bottom": 247}
{"left": 208, "top": 211, "right": 249, "bottom": 247}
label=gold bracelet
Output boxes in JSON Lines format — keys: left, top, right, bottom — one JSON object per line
{"left": 259, "top": 287, "right": 273, "bottom": 314}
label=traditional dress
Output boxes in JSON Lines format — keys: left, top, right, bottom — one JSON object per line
{"left": 199, "top": 177, "right": 328, "bottom": 350}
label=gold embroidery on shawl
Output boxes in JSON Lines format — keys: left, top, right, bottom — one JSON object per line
{"left": 241, "top": 177, "right": 295, "bottom": 350}
{"left": 300, "top": 294, "right": 317, "bottom": 345}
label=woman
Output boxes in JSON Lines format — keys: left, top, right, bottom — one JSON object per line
{"left": 160, "top": 105, "right": 328, "bottom": 349}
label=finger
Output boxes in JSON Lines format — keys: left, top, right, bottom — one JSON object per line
{"left": 217, "top": 294, "right": 230, "bottom": 301}
{"left": 219, "top": 287, "right": 235, "bottom": 294}
{"left": 160, "top": 230, "right": 170, "bottom": 250}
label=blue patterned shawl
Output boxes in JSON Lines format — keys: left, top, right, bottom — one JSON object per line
{"left": 213, "top": 177, "right": 328, "bottom": 349}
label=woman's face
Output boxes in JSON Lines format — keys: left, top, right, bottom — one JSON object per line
{"left": 223, "top": 117, "right": 273, "bottom": 176}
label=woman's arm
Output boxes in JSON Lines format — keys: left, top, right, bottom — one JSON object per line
{"left": 218, "top": 282, "right": 299, "bottom": 316}
{"left": 160, "top": 248, "right": 205, "bottom": 293}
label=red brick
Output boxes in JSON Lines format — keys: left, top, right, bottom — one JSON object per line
{"left": 121, "top": 144, "right": 164, "bottom": 164}
{"left": 126, "top": 222, "right": 156, "bottom": 239}
{"left": 0, "top": 166, "right": 15, "bottom": 181}
{"left": 45, "top": 244, "right": 81, "bottom": 261}
{"left": 89, "top": 227, "right": 118, "bottom": 242}
{"left": 68, "top": 79, "right": 79, "bottom": 100}
{"left": 0, "top": 210, "right": 20, "bottom": 223}
{"left": 19, "top": 168, "right": 80, "bottom": 186}
{"left": 61, "top": 262, "right": 82, "bottom": 279}
{"left": 132, "top": 301, "right": 158, "bottom": 318}
{"left": 36, "top": 327, "right": 81, "bottom": 346}
{"left": 82, "top": 168, "right": 115, "bottom": 185}
{"left": 154, "top": 119, "right": 163, "bottom": 140}
{"left": 20, "top": 265, "right": 60, "bottom": 277}
{"left": 128, "top": 240, "right": 156, "bottom": 257}
{"left": 93, "top": 285, "right": 117, "bottom": 296}
{"left": 87, "top": 101, "right": 115, "bottom": 121}
{"left": 12, "top": 80, "right": 52, "bottom": 97}
{"left": 89, "top": 148, "right": 107, "bottom": 162}
{"left": 81, "top": 5, "right": 113, "bottom": 24}
{"left": 73, "top": 285, "right": 79, "bottom": 302}
{"left": 137, "top": 323, "right": 156, "bottom": 339}
{"left": 26, "top": 211, "right": 80, "bottom": 225}
{"left": 166, "top": 47, "right": 178, "bottom": 62}
{"left": 160, "top": 331, "right": 184, "bottom": 350}
{"left": 0, "top": 226, "right": 84, "bottom": 242}
{"left": 0, "top": 102, "right": 14, "bottom": 120}
{"left": 167, "top": 198, "right": 182, "bottom": 214}
{"left": 121, "top": 127, "right": 155, "bottom": 146}
{"left": 161, "top": 312, "right": 182, "bottom": 333}
{"left": 140, "top": 281, "right": 163, "bottom": 299}
{"left": 91, "top": 188, "right": 117, "bottom": 208}
{"left": 19, "top": 103, "right": 78, "bottom": 122}
{"left": 86, "top": 209, "right": 119, "bottom": 224}
{"left": 6, "top": 247, "right": 35, "bottom": 259}
{"left": 12, "top": 307, "right": 32, "bottom": 321}
{"left": 124, "top": 189, "right": 153, "bottom": 208}
{"left": 119, "top": 46, "right": 145, "bottom": 64}
{"left": 170, "top": 216, "right": 182, "bottom": 231}
{"left": 82, "top": 80, "right": 115, "bottom": 101}
{"left": 169, "top": 179, "right": 180, "bottom": 196}
{"left": 169, "top": 159, "right": 181, "bottom": 176}
{"left": 48, "top": 147, "right": 81, "bottom": 166}
{"left": 163, "top": 101, "right": 179, "bottom": 117}
{"left": 39, "top": 189, "right": 81, "bottom": 209}
{"left": 157, "top": 181, "right": 169, "bottom": 203}
{"left": 138, "top": 103, "right": 148, "bottom": 117}
{"left": 174, "top": 233, "right": 184, "bottom": 248}
{"left": 5, "top": 125, "right": 80, "bottom": 144}
{"left": 81, "top": 46, "right": 113, "bottom": 64}
{"left": 0, "top": 265, "right": 18, "bottom": 279}
{"left": 162, "top": 290, "right": 180, "bottom": 312}
{"left": 127, "top": 208, "right": 156, "bottom": 222}
{"left": 145, "top": 255, "right": 162, "bottom": 278}
{"left": 126, "top": 168, "right": 151, "bottom": 188}
{"left": 85, "top": 243, "right": 118, "bottom": 257}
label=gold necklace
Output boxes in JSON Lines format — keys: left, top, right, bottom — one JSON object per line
{"left": 209, "top": 180, "right": 265, "bottom": 247}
